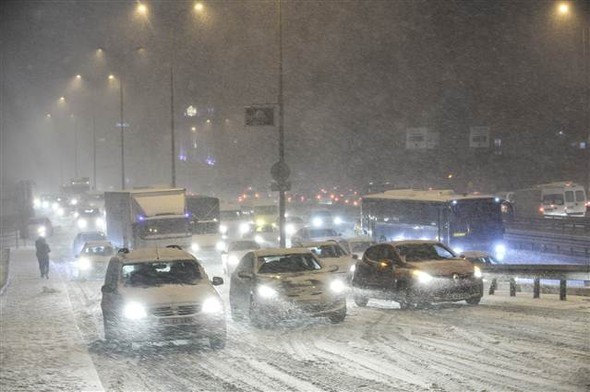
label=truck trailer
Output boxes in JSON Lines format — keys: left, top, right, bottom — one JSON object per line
{"left": 104, "top": 188, "right": 192, "bottom": 250}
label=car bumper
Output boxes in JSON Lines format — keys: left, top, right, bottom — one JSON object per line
{"left": 114, "top": 314, "right": 226, "bottom": 342}
{"left": 409, "top": 278, "right": 483, "bottom": 302}
{"left": 256, "top": 297, "right": 346, "bottom": 320}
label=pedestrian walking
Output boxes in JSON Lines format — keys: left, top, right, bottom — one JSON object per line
{"left": 35, "top": 236, "right": 51, "bottom": 279}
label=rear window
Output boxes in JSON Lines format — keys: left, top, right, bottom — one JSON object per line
{"left": 565, "top": 191, "right": 574, "bottom": 203}
{"left": 543, "top": 194, "right": 564, "bottom": 205}
{"left": 575, "top": 190, "right": 585, "bottom": 202}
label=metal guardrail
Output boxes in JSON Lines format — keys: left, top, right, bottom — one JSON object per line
{"left": 505, "top": 229, "right": 590, "bottom": 257}
{"left": 480, "top": 264, "right": 590, "bottom": 301}
{"left": 506, "top": 216, "right": 590, "bottom": 235}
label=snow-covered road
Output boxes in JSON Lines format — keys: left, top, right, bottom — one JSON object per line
{"left": 1, "top": 225, "right": 589, "bottom": 391}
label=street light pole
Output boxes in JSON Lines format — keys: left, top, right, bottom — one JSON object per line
{"left": 277, "top": 0, "right": 286, "bottom": 247}
{"left": 119, "top": 75, "right": 126, "bottom": 190}
{"left": 170, "top": 57, "right": 176, "bottom": 188}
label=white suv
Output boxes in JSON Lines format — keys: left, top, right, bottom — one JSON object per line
{"left": 100, "top": 246, "right": 226, "bottom": 349}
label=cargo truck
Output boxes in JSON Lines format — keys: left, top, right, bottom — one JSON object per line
{"left": 104, "top": 188, "right": 192, "bottom": 250}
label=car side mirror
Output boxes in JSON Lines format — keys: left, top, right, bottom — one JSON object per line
{"left": 211, "top": 276, "right": 224, "bottom": 286}
{"left": 237, "top": 272, "right": 253, "bottom": 279}
{"left": 101, "top": 284, "right": 114, "bottom": 294}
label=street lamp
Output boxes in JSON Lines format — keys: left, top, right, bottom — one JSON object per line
{"left": 108, "top": 73, "right": 126, "bottom": 190}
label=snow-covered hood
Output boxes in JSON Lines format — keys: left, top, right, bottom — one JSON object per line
{"left": 319, "top": 256, "right": 355, "bottom": 271}
{"left": 406, "top": 258, "right": 475, "bottom": 277}
{"left": 257, "top": 271, "right": 335, "bottom": 298}
{"left": 119, "top": 281, "right": 220, "bottom": 307}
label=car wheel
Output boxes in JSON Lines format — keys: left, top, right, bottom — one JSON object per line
{"left": 103, "top": 317, "right": 119, "bottom": 342}
{"left": 249, "top": 297, "right": 267, "bottom": 328}
{"left": 353, "top": 293, "right": 369, "bottom": 307}
{"left": 466, "top": 296, "right": 482, "bottom": 305}
{"left": 209, "top": 334, "right": 226, "bottom": 350}
{"left": 328, "top": 303, "right": 347, "bottom": 324}
{"left": 230, "top": 300, "right": 245, "bottom": 322}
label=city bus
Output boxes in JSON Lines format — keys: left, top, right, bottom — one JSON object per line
{"left": 361, "top": 189, "right": 506, "bottom": 260}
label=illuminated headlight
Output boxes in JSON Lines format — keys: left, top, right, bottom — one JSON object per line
{"left": 37, "top": 226, "right": 47, "bottom": 236}
{"left": 70, "top": 198, "right": 78, "bottom": 206}
{"left": 73, "top": 212, "right": 80, "bottom": 218}
{"left": 257, "top": 285, "right": 278, "bottom": 299}
{"left": 349, "top": 264, "right": 356, "bottom": 273}
{"left": 412, "top": 270, "right": 434, "bottom": 284}
{"left": 256, "top": 218, "right": 266, "bottom": 227}
{"left": 216, "top": 241, "right": 226, "bottom": 251}
{"left": 202, "top": 297, "right": 223, "bottom": 314}
{"left": 77, "top": 218, "right": 88, "bottom": 229}
{"left": 78, "top": 257, "right": 91, "bottom": 270}
{"left": 312, "top": 217, "right": 323, "bottom": 227}
{"left": 494, "top": 243, "right": 506, "bottom": 262}
{"left": 219, "top": 224, "right": 228, "bottom": 234}
{"left": 228, "top": 255, "right": 239, "bottom": 266}
{"left": 123, "top": 302, "right": 147, "bottom": 320}
{"left": 51, "top": 202, "right": 59, "bottom": 211}
{"left": 240, "top": 222, "right": 251, "bottom": 234}
{"left": 474, "top": 265, "right": 482, "bottom": 279}
{"left": 330, "top": 280, "right": 346, "bottom": 294}
{"left": 191, "top": 243, "right": 200, "bottom": 252}
{"left": 42, "top": 201, "right": 49, "bottom": 209}
{"left": 254, "top": 235, "right": 263, "bottom": 244}
{"left": 57, "top": 207, "right": 64, "bottom": 217}
{"left": 333, "top": 216, "right": 343, "bottom": 225}
{"left": 285, "top": 223, "right": 295, "bottom": 235}
{"left": 95, "top": 217, "right": 105, "bottom": 228}
{"left": 34, "top": 198, "right": 41, "bottom": 208}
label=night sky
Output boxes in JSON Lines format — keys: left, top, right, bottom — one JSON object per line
{"left": 1, "top": 0, "right": 588, "bottom": 196}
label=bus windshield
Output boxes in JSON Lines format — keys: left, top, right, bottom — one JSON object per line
{"left": 135, "top": 217, "right": 190, "bottom": 239}
{"left": 451, "top": 199, "right": 503, "bottom": 238}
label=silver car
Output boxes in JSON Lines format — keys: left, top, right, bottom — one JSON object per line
{"left": 100, "top": 247, "right": 226, "bottom": 349}
{"left": 229, "top": 248, "right": 347, "bottom": 327}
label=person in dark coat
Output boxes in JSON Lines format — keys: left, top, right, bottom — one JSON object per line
{"left": 35, "top": 236, "right": 51, "bottom": 279}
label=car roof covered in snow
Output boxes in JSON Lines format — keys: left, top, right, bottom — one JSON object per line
{"left": 116, "top": 247, "right": 196, "bottom": 264}
{"left": 252, "top": 248, "right": 314, "bottom": 257}
{"left": 298, "top": 240, "right": 343, "bottom": 248}
{"left": 82, "top": 240, "right": 113, "bottom": 248}
{"left": 363, "top": 189, "right": 496, "bottom": 203}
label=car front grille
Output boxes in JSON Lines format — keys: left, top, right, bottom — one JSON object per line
{"left": 151, "top": 304, "right": 200, "bottom": 317}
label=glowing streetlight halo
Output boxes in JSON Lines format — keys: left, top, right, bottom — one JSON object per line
{"left": 557, "top": 3, "right": 570, "bottom": 15}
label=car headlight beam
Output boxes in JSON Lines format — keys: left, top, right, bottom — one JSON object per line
{"left": 123, "top": 302, "right": 147, "bottom": 320}
{"left": 202, "top": 297, "right": 223, "bottom": 314}
{"left": 474, "top": 265, "right": 482, "bottom": 279}
{"left": 257, "top": 285, "right": 278, "bottom": 299}
{"left": 330, "top": 279, "right": 346, "bottom": 294}
{"left": 412, "top": 270, "right": 434, "bottom": 284}
{"left": 78, "top": 257, "right": 91, "bottom": 270}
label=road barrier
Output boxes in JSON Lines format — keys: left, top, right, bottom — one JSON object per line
{"left": 505, "top": 229, "right": 590, "bottom": 257}
{"left": 481, "top": 264, "right": 590, "bottom": 301}
{"left": 506, "top": 216, "right": 590, "bottom": 235}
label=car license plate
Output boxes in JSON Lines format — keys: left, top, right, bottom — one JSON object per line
{"left": 159, "top": 316, "right": 194, "bottom": 325}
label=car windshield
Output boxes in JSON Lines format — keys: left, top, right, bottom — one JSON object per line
{"left": 82, "top": 245, "right": 114, "bottom": 256}
{"left": 230, "top": 241, "right": 260, "bottom": 251}
{"left": 395, "top": 243, "right": 456, "bottom": 262}
{"left": 308, "top": 229, "right": 337, "bottom": 238}
{"left": 122, "top": 260, "right": 202, "bottom": 287}
{"left": 257, "top": 254, "right": 321, "bottom": 274}
{"left": 308, "top": 244, "right": 348, "bottom": 258}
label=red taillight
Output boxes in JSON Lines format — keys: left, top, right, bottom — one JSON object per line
{"left": 539, "top": 206, "right": 544, "bottom": 213}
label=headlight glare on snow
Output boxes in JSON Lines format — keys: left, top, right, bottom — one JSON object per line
{"left": 257, "top": 285, "right": 278, "bottom": 299}
{"left": 412, "top": 270, "right": 434, "bottom": 284}
{"left": 330, "top": 280, "right": 346, "bottom": 294}
{"left": 78, "top": 257, "right": 91, "bottom": 270}
{"left": 202, "top": 297, "right": 223, "bottom": 314}
{"left": 474, "top": 265, "right": 482, "bottom": 278}
{"left": 240, "top": 222, "right": 251, "bottom": 234}
{"left": 228, "top": 255, "right": 239, "bottom": 266}
{"left": 77, "top": 218, "right": 88, "bottom": 229}
{"left": 216, "top": 241, "right": 226, "bottom": 251}
{"left": 123, "top": 302, "right": 147, "bottom": 320}
{"left": 191, "top": 243, "right": 200, "bottom": 252}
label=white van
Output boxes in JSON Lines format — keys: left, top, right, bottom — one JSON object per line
{"left": 511, "top": 182, "right": 587, "bottom": 218}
